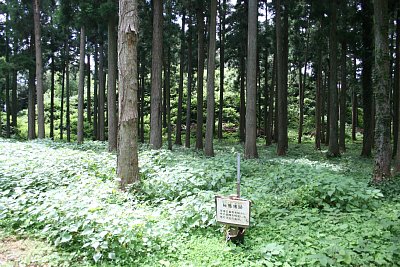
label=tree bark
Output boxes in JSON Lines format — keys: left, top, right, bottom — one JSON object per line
{"left": 98, "top": 43, "right": 106, "bottom": 141}
{"left": 77, "top": 26, "right": 86, "bottom": 144}
{"left": 315, "top": 48, "right": 322, "bottom": 150}
{"left": 117, "top": 0, "right": 139, "bottom": 189}
{"left": 175, "top": 11, "right": 185, "bottom": 145}
{"left": 373, "top": 0, "right": 391, "bottom": 182}
{"left": 66, "top": 41, "right": 71, "bottom": 142}
{"left": 276, "top": 0, "right": 286, "bottom": 156}
{"left": 33, "top": 0, "right": 45, "bottom": 138}
{"left": 205, "top": 0, "right": 217, "bottom": 157}
{"left": 196, "top": 6, "right": 205, "bottom": 150}
{"left": 150, "top": 0, "right": 163, "bottom": 149}
{"left": 108, "top": 9, "right": 118, "bottom": 152}
{"left": 94, "top": 44, "right": 99, "bottom": 140}
{"left": 218, "top": 0, "right": 226, "bottom": 140}
{"left": 166, "top": 49, "right": 172, "bottom": 151}
{"left": 60, "top": 40, "right": 66, "bottom": 140}
{"left": 361, "top": 0, "right": 374, "bottom": 157}
{"left": 352, "top": 56, "right": 358, "bottom": 141}
{"left": 28, "top": 36, "right": 36, "bottom": 140}
{"left": 185, "top": 19, "right": 193, "bottom": 148}
{"left": 244, "top": 0, "right": 258, "bottom": 158}
{"left": 328, "top": 0, "right": 340, "bottom": 157}
{"left": 239, "top": 55, "right": 246, "bottom": 142}
{"left": 264, "top": 50, "right": 271, "bottom": 146}
{"left": 50, "top": 54, "right": 55, "bottom": 140}
{"left": 339, "top": 41, "right": 347, "bottom": 152}
{"left": 298, "top": 29, "right": 309, "bottom": 144}
{"left": 394, "top": 8, "right": 400, "bottom": 173}
{"left": 87, "top": 52, "right": 91, "bottom": 124}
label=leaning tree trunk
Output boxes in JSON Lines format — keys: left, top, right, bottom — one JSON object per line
{"left": 205, "top": 0, "right": 217, "bottom": 157}
{"left": 77, "top": 26, "right": 86, "bottom": 144}
{"left": 33, "top": 0, "right": 45, "bottom": 139}
{"left": 244, "top": 0, "right": 258, "bottom": 159}
{"left": 373, "top": 0, "right": 391, "bottom": 182}
{"left": 108, "top": 9, "right": 118, "bottom": 152}
{"left": 196, "top": 6, "right": 205, "bottom": 150}
{"left": 117, "top": 0, "right": 139, "bottom": 189}
{"left": 150, "top": 0, "right": 163, "bottom": 149}
{"left": 175, "top": 11, "right": 185, "bottom": 145}
{"left": 361, "top": 0, "right": 374, "bottom": 157}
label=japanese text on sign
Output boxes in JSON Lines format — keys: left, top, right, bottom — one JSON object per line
{"left": 215, "top": 196, "right": 251, "bottom": 227}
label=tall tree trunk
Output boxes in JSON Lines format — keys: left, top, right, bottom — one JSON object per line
{"left": 264, "top": 50, "right": 271, "bottom": 146}
{"left": 98, "top": 42, "right": 106, "bottom": 141}
{"left": 108, "top": 10, "right": 118, "bottom": 152}
{"left": 77, "top": 26, "right": 86, "bottom": 144}
{"left": 339, "top": 41, "right": 347, "bottom": 152}
{"left": 33, "top": 0, "right": 45, "bottom": 138}
{"left": 205, "top": 0, "right": 217, "bottom": 157}
{"left": 298, "top": 29, "right": 309, "bottom": 144}
{"left": 276, "top": 0, "right": 286, "bottom": 156}
{"left": 394, "top": 8, "right": 400, "bottom": 173}
{"left": 315, "top": 49, "right": 322, "bottom": 150}
{"left": 352, "top": 56, "right": 358, "bottom": 141}
{"left": 50, "top": 55, "right": 55, "bottom": 139}
{"left": 117, "top": 0, "right": 139, "bottom": 189}
{"left": 282, "top": 1, "right": 289, "bottom": 151}
{"left": 94, "top": 44, "right": 99, "bottom": 140}
{"left": 60, "top": 40, "right": 66, "bottom": 140}
{"left": 239, "top": 55, "right": 246, "bottom": 142}
{"left": 361, "top": 0, "right": 374, "bottom": 157}
{"left": 185, "top": 19, "right": 193, "bottom": 148}
{"left": 196, "top": 6, "right": 205, "bottom": 150}
{"left": 270, "top": 53, "right": 276, "bottom": 143}
{"left": 393, "top": 9, "right": 400, "bottom": 157}
{"left": 66, "top": 41, "right": 71, "bottom": 142}
{"left": 373, "top": 0, "right": 391, "bottom": 182}
{"left": 87, "top": 53, "right": 91, "bottom": 124}
{"left": 150, "top": 0, "right": 163, "bottom": 149}
{"left": 218, "top": 0, "right": 226, "bottom": 140}
{"left": 28, "top": 59, "right": 36, "bottom": 140}
{"left": 175, "top": 11, "right": 186, "bottom": 145}
{"left": 28, "top": 37, "right": 36, "bottom": 140}
{"left": 328, "top": 0, "right": 340, "bottom": 157}
{"left": 244, "top": 0, "right": 258, "bottom": 158}
{"left": 166, "top": 49, "right": 172, "bottom": 151}
{"left": 298, "top": 67, "right": 303, "bottom": 144}
{"left": 140, "top": 61, "right": 145, "bottom": 143}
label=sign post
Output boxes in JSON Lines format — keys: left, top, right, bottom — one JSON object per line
{"left": 215, "top": 153, "right": 251, "bottom": 244}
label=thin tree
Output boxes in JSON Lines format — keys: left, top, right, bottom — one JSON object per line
{"left": 108, "top": 3, "right": 118, "bottom": 152}
{"left": 86, "top": 52, "right": 91, "bottom": 124}
{"left": 196, "top": 5, "right": 205, "bottom": 150}
{"left": 351, "top": 56, "right": 357, "bottom": 141}
{"left": 33, "top": 0, "right": 45, "bottom": 138}
{"left": 77, "top": 26, "right": 86, "bottom": 144}
{"left": 28, "top": 37, "right": 36, "bottom": 140}
{"left": 117, "top": 0, "right": 139, "bottom": 189}
{"left": 328, "top": 0, "right": 340, "bottom": 157}
{"left": 175, "top": 11, "right": 185, "bottom": 145}
{"left": 244, "top": 0, "right": 258, "bottom": 158}
{"left": 394, "top": 8, "right": 400, "bottom": 174}
{"left": 339, "top": 41, "right": 347, "bottom": 152}
{"left": 205, "top": 0, "right": 217, "bottom": 157}
{"left": 66, "top": 41, "right": 71, "bottom": 142}
{"left": 185, "top": 18, "right": 193, "bottom": 148}
{"left": 218, "top": 0, "right": 226, "bottom": 140}
{"left": 98, "top": 42, "right": 106, "bottom": 141}
{"left": 150, "top": 0, "right": 163, "bottom": 149}
{"left": 373, "top": 0, "right": 391, "bottom": 182}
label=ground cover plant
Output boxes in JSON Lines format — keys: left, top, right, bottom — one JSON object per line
{"left": 0, "top": 137, "right": 399, "bottom": 266}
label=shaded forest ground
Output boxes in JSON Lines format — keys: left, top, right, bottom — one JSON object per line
{"left": 0, "top": 136, "right": 399, "bottom": 266}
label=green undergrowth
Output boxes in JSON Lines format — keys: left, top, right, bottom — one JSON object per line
{"left": 0, "top": 138, "right": 399, "bottom": 266}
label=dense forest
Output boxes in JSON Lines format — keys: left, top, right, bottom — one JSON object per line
{"left": 0, "top": 0, "right": 400, "bottom": 265}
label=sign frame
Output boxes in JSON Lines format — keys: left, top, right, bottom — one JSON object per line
{"left": 215, "top": 195, "right": 251, "bottom": 228}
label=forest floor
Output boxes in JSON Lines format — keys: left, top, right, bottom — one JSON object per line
{"left": 0, "top": 137, "right": 399, "bottom": 266}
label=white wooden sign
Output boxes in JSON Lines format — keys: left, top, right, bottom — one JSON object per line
{"left": 215, "top": 196, "right": 251, "bottom": 228}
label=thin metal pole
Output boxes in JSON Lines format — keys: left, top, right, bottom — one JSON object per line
{"left": 237, "top": 153, "right": 241, "bottom": 197}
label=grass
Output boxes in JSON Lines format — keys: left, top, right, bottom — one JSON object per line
{"left": 0, "top": 136, "right": 399, "bottom": 266}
